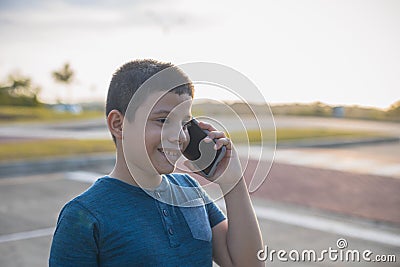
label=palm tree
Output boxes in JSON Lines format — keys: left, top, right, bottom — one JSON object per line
{"left": 52, "top": 63, "right": 74, "bottom": 103}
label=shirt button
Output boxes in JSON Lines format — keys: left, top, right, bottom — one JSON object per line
{"left": 168, "top": 228, "right": 174, "bottom": 235}
{"left": 163, "top": 209, "right": 168, "bottom": 216}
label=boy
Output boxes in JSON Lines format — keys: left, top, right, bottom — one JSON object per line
{"left": 49, "top": 59, "right": 263, "bottom": 266}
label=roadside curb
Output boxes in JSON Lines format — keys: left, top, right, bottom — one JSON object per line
{"left": 277, "top": 136, "right": 400, "bottom": 148}
{"left": 0, "top": 153, "right": 115, "bottom": 178}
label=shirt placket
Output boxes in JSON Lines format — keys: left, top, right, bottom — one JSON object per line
{"left": 154, "top": 191, "right": 180, "bottom": 248}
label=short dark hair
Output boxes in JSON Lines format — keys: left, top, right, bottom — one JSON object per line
{"left": 106, "top": 59, "right": 194, "bottom": 143}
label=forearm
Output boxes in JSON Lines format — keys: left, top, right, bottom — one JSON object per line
{"left": 220, "top": 178, "right": 264, "bottom": 267}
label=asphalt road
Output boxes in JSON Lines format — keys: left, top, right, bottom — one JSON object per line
{"left": 0, "top": 167, "right": 399, "bottom": 267}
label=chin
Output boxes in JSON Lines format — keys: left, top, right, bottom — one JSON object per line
{"left": 157, "top": 164, "right": 176, "bottom": 175}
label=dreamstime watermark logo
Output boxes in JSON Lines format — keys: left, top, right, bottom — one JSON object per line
{"left": 257, "top": 238, "right": 397, "bottom": 263}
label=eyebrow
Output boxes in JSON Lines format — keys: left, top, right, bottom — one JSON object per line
{"left": 152, "top": 109, "right": 171, "bottom": 115}
{"left": 151, "top": 109, "right": 192, "bottom": 120}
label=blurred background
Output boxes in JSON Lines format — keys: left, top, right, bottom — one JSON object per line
{"left": 0, "top": 0, "right": 399, "bottom": 266}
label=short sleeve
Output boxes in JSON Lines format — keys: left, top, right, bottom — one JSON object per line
{"left": 204, "top": 196, "right": 226, "bottom": 228}
{"left": 49, "top": 200, "right": 99, "bottom": 267}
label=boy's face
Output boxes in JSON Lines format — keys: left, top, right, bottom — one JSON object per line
{"left": 123, "top": 91, "right": 192, "bottom": 177}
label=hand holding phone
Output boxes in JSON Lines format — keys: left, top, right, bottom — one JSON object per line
{"left": 182, "top": 119, "right": 226, "bottom": 178}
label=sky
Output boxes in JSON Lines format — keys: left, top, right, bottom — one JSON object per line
{"left": 0, "top": 0, "right": 399, "bottom": 108}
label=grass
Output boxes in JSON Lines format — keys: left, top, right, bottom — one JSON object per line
{"left": 0, "top": 106, "right": 103, "bottom": 124}
{"left": 229, "top": 128, "right": 387, "bottom": 144}
{"left": 0, "top": 128, "right": 388, "bottom": 162}
{"left": 0, "top": 139, "right": 115, "bottom": 162}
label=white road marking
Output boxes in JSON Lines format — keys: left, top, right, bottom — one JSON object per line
{"left": 255, "top": 206, "right": 400, "bottom": 247}
{"left": 63, "top": 171, "right": 100, "bottom": 183}
{"left": 0, "top": 227, "right": 54, "bottom": 244}
{"left": 274, "top": 149, "right": 400, "bottom": 178}
{"left": 235, "top": 145, "right": 400, "bottom": 179}
{"left": 216, "top": 200, "right": 400, "bottom": 247}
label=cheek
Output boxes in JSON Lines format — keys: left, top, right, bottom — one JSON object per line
{"left": 124, "top": 124, "right": 149, "bottom": 154}
{"left": 144, "top": 127, "right": 161, "bottom": 151}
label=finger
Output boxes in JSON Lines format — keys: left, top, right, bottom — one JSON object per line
{"left": 203, "top": 136, "right": 213, "bottom": 143}
{"left": 207, "top": 131, "right": 226, "bottom": 140}
{"left": 214, "top": 137, "right": 231, "bottom": 150}
{"left": 197, "top": 121, "right": 217, "bottom": 132}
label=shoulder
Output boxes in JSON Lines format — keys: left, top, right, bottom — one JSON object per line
{"left": 55, "top": 198, "right": 100, "bottom": 241}
{"left": 70, "top": 177, "right": 108, "bottom": 201}
{"left": 57, "top": 177, "right": 110, "bottom": 222}
{"left": 58, "top": 195, "right": 98, "bottom": 222}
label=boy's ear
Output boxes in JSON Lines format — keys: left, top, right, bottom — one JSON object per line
{"left": 107, "top": 109, "right": 124, "bottom": 140}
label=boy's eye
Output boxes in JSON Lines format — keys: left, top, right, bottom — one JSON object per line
{"left": 157, "top": 118, "right": 168, "bottom": 124}
{"left": 156, "top": 118, "right": 190, "bottom": 130}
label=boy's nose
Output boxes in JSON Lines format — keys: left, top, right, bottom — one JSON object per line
{"left": 166, "top": 125, "right": 188, "bottom": 145}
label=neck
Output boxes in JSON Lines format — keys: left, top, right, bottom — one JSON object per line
{"left": 109, "top": 146, "right": 162, "bottom": 189}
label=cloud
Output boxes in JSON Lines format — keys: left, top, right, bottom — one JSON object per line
{"left": 0, "top": 0, "right": 206, "bottom": 33}
{"left": 0, "top": 0, "right": 43, "bottom": 10}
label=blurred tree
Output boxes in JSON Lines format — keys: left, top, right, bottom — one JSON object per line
{"left": 52, "top": 63, "right": 74, "bottom": 103}
{"left": 386, "top": 100, "right": 400, "bottom": 120}
{"left": 0, "top": 72, "right": 41, "bottom": 106}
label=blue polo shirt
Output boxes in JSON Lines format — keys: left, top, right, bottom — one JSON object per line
{"left": 49, "top": 173, "right": 226, "bottom": 267}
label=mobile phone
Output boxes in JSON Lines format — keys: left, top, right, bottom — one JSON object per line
{"left": 182, "top": 119, "right": 226, "bottom": 178}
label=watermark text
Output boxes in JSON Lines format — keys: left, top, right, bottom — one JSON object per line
{"left": 257, "top": 238, "right": 397, "bottom": 263}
